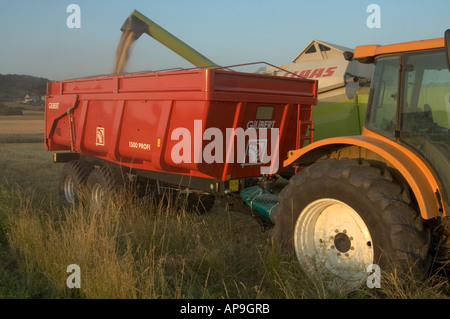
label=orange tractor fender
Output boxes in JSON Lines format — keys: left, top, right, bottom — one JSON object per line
{"left": 284, "top": 129, "right": 445, "bottom": 220}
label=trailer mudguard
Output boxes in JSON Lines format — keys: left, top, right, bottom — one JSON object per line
{"left": 284, "top": 128, "right": 446, "bottom": 219}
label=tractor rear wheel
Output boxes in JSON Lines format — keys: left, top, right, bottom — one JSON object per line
{"left": 271, "top": 158, "right": 430, "bottom": 292}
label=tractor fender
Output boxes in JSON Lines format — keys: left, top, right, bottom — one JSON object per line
{"left": 285, "top": 131, "right": 444, "bottom": 220}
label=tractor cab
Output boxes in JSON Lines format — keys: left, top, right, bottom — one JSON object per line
{"left": 359, "top": 39, "right": 450, "bottom": 215}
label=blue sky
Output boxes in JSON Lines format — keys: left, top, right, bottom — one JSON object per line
{"left": 1, "top": 0, "right": 450, "bottom": 80}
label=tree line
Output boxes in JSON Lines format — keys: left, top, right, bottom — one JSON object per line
{"left": 0, "top": 74, "right": 49, "bottom": 101}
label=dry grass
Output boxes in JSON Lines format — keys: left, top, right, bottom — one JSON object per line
{"left": 0, "top": 143, "right": 449, "bottom": 299}
{"left": 3, "top": 187, "right": 296, "bottom": 299}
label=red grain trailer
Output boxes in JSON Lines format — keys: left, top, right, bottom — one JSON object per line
{"left": 45, "top": 67, "right": 317, "bottom": 210}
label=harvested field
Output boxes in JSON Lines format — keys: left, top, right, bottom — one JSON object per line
{"left": 0, "top": 116, "right": 44, "bottom": 134}
{"left": 0, "top": 113, "right": 44, "bottom": 143}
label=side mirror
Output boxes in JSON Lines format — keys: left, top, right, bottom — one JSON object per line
{"left": 343, "top": 51, "right": 354, "bottom": 61}
{"left": 445, "top": 29, "right": 450, "bottom": 71}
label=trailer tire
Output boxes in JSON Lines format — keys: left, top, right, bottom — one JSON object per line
{"left": 271, "top": 158, "right": 430, "bottom": 292}
{"left": 59, "top": 160, "right": 94, "bottom": 204}
{"left": 186, "top": 192, "right": 216, "bottom": 214}
{"left": 86, "top": 164, "right": 127, "bottom": 207}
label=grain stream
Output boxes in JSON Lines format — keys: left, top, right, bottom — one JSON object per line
{"left": 114, "top": 30, "right": 136, "bottom": 74}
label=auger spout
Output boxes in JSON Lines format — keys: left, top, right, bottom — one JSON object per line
{"left": 121, "top": 9, "right": 218, "bottom": 68}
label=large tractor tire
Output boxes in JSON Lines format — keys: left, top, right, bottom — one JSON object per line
{"left": 271, "top": 158, "right": 430, "bottom": 292}
{"left": 86, "top": 164, "right": 127, "bottom": 207}
{"left": 59, "top": 160, "right": 94, "bottom": 204}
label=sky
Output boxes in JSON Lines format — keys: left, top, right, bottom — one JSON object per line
{"left": 1, "top": 0, "right": 450, "bottom": 80}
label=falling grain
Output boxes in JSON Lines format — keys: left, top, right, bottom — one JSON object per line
{"left": 114, "top": 30, "right": 136, "bottom": 74}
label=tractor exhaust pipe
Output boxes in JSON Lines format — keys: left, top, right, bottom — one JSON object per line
{"left": 121, "top": 10, "right": 218, "bottom": 69}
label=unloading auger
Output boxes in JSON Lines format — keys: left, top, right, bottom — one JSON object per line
{"left": 120, "top": 9, "right": 218, "bottom": 69}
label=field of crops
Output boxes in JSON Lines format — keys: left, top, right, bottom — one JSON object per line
{"left": 0, "top": 114, "right": 448, "bottom": 299}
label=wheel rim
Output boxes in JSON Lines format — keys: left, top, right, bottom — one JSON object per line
{"left": 90, "top": 183, "right": 104, "bottom": 206}
{"left": 294, "top": 198, "right": 374, "bottom": 290}
{"left": 63, "top": 175, "right": 76, "bottom": 203}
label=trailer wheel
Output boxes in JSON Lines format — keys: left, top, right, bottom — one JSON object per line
{"left": 86, "top": 164, "right": 127, "bottom": 207}
{"left": 271, "top": 158, "right": 430, "bottom": 292}
{"left": 59, "top": 160, "right": 94, "bottom": 204}
{"left": 186, "top": 192, "right": 216, "bottom": 214}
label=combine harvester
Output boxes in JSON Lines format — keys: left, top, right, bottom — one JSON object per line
{"left": 263, "top": 39, "right": 373, "bottom": 141}
{"left": 45, "top": 10, "right": 450, "bottom": 292}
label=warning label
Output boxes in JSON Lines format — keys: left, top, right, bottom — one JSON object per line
{"left": 96, "top": 127, "right": 105, "bottom": 146}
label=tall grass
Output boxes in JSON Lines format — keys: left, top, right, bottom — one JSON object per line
{"left": 2, "top": 186, "right": 448, "bottom": 299}
{"left": 0, "top": 145, "right": 448, "bottom": 299}
{"left": 3, "top": 188, "right": 311, "bottom": 299}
